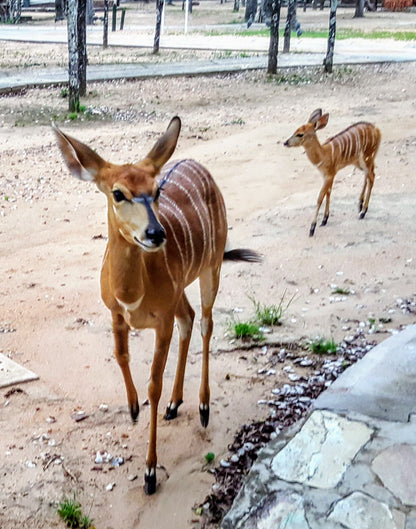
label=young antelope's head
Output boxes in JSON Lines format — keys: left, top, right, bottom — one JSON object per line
{"left": 284, "top": 108, "right": 329, "bottom": 148}
{"left": 53, "top": 117, "right": 181, "bottom": 252}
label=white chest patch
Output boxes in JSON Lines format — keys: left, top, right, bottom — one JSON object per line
{"left": 116, "top": 296, "right": 144, "bottom": 314}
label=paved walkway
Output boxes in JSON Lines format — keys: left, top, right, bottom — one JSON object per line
{"left": 1, "top": 24, "right": 416, "bottom": 92}
{"left": 222, "top": 325, "right": 416, "bottom": 529}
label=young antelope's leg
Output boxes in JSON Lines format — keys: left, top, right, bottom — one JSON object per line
{"left": 311, "top": 178, "right": 332, "bottom": 237}
{"left": 321, "top": 186, "right": 332, "bottom": 226}
{"left": 198, "top": 267, "right": 221, "bottom": 428}
{"left": 359, "top": 174, "right": 368, "bottom": 214}
{"left": 165, "top": 294, "right": 195, "bottom": 420}
{"left": 112, "top": 312, "right": 139, "bottom": 422}
{"left": 145, "top": 319, "right": 174, "bottom": 495}
{"left": 360, "top": 163, "right": 375, "bottom": 219}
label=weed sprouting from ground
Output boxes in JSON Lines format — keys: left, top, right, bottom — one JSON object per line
{"left": 57, "top": 493, "right": 94, "bottom": 529}
{"left": 308, "top": 337, "right": 338, "bottom": 355}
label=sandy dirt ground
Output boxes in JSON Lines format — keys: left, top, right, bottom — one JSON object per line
{"left": 1, "top": 6, "right": 416, "bottom": 529}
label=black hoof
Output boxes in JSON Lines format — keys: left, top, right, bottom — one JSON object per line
{"left": 144, "top": 469, "right": 157, "bottom": 495}
{"left": 130, "top": 401, "right": 139, "bottom": 423}
{"left": 309, "top": 223, "right": 316, "bottom": 237}
{"left": 320, "top": 216, "right": 328, "bottom": 226}
{"left": 199, "top": 404, "right": 210, "bottom": 428}
{"left": 359, "top": 210, "right": 367, "bottom": 219}
{"left": 164, "top": 400, "right": 183, "bottom": 421}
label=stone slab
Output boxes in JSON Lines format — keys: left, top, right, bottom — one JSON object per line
{"left": 271, "top": 410, "right": 373, "bottom": 488}
{"left": 314, "top": 325, "right": 416, "bottom": 422}
{"left": 0, "top": 353, "right": 39, "bottom": 389}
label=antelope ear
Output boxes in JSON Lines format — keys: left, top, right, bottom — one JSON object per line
{"left": 145, "top": 116, "right": 181, "bottom": 172}
{"left": 308, "top": 108, "right": 323, "bottom": 125}
{"left": 314, "top": 113, "right": 329, "bottom": 131}
{"left": 52, "top": 122, "right": 107, "bottom": 182}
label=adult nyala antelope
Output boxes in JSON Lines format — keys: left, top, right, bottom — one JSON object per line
{"left": 284, "top": 108, "right": 381, "bottom": 237}
{"left": 53, "top": 117, "right": 260, "bottom": 495}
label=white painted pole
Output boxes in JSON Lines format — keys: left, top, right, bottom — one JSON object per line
{"left": 185, "top": 0, "right": 189, "bottom": 34}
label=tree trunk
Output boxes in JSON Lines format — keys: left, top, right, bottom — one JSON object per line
{"left": 86, "top": 0, "right": 94, "bottom": 24}
{"left": 323, "top": 0, "right": 337, "bottom": 74}
{"left": 77, "top": 0, "right": 87, "bottom": 97}
{"left": 245, "top": 0, "right": 257, "bottom": 23}
{"left": 6, "top": 0, "right": 22, "bottom": 23}
{"left": 283, "top": 0, "right": 295, "bottom": 53}
{"left": 67, "top": 0, "right": 80, "bottom": 112}
{"left": 153, "top": 0, "right": 164, "bottom": 54}
{"left": 267, "top": 0, "right": 281, "bottom": 74}
{"left": 103, "top": 0, "right": 109, "bottom": 48}
{"left": 354, "top": 0, "right": 364, "bottom": 17}
{"left": 55, "top": 0, "right": 67, "bottom": 21}
{"left": 233, "top": 0, "right": 240, "bottom": 12}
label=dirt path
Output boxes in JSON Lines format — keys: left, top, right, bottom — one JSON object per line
{"left": 1, "top": 17, "right": 416, "bottom": 528}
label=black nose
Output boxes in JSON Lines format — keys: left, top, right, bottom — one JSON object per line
{"left": 284, "top": 140, "right": 289, "bottom": 147}
{"left": 145, "top": 226, "right": 166, "bottom": 246}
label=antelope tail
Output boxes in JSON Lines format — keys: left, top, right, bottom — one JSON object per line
{"left": 223, "top": 249, "right": 262, "bottom": 263}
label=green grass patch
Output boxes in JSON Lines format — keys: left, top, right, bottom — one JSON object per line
{"left": 57, "top": 494, "right": 94, "bottom": 529}
{"left": 232, "top": 321, "right": 264, "bottom": 341}
{"left": 332, "top": 287, "right": 350, "bottom": 295}
{"left": 250, "top": 292, "right": 294, "bottom": 327}
{"left": 309, "top": 338, "right": 337, "bottom": 355}
{"left": 204, "top": 27, "right": 416, "bottom": 41}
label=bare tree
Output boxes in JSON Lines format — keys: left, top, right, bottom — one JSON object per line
{"left": 267, "top": 0, "right": 281, "bottom": 74}
{"left": 153, "top": 0, "right": 164, "bottom": 54}
{"left": 103, "top": 0, "right": 109, "bottom": 48}
{"left": 283, "top": 0, "right": 295, "bottom": 53}
{"left": 67, "top": 0, "right": 87, "bottom": 111}
{"left": 354, "top": 0, "right": 364, "bottom": 17}
{"left": 4, "top": 0, "right": 22, "bottom": 23}
{"left": 323, "top": 0, "right": 337, "bottom": 73}
{"left": 55, "top": 0, "right": 67, "bottom": 21}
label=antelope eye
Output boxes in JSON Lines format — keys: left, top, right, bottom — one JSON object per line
{"left": 154, "top": 187, "right": 161, "bottom": 201}
{"left": 296, "top": 133, "right": 304, "bottom": 138}
{"left": 112, "top": 189, "right": 126, "bottom": 203}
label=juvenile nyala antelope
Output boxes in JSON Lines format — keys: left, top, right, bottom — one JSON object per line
{"left": 53, "top": 117, "right": 260, "bottom": 495}
{"left": 284, "top": 108, "right": 381, "bottom": 236}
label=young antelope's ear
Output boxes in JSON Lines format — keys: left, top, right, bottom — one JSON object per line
{"left": 308, "top": 108, "right": 323, "bottom": 125}
{"left": 52, "top": 122, "right": 107, "bottom": 182}
{"left": 314, "top": 113, "right": 329, "bottom": 131}
{"left": 145, "top": 116, "right": 181, "bottom": 172}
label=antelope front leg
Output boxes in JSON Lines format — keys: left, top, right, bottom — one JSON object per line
{"left": 112, "top": 312, "right": 139, "bottom": 422}
{"left": 310, "top": 179, "right": 332, "bottom": 237}
{"left": 145, "top": 319, "right": 174, "bottom": 495}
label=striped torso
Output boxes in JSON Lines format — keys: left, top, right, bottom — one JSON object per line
{"left": 324, "top": 122, "right": 381, "bottom": 170}
{"left": 157, "top": 159, "right": 228, "bottom": 287}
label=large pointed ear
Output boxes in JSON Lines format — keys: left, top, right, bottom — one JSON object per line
{"left": 308, "top": 108, "right": 323, "bottom": 125}
{"left": 52, "top": 122, "right": 107, "bottom": 182}
{"left": 145, "top": 116, "right": 181, "bottom": 172}
{"left": 314, "top": 113, "right": 329, "bottom": 131}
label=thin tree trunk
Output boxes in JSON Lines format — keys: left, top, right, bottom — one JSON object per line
{"left": 153, "top": 0, "right": 164, "bottom": 54}
{"left": 323, "top": 0, "right": 337, "bottom": 74}
{"left": 103, "top": 0, "right": 109, "bottom": 48}
{"left": 67, "top": 0, "right": 80, "bottom": 112}
{"left": 267, "top": 0, "right": 281, "bottom": 74}
{"left": 233, "top": 0, "right": 240, "bottom": 12}
{"left": 354, "top": 0, "right": 364, "bottom": 17}
{"left": 77, "top": 0, "right": 87, "bottom": 97}
{"left": 6, "top": 0, "right": 22, "bottom": 23}
{"left": 86, "top": 0, "right": 94, "bottom": 24}
{"left": 283, "top": 0, "right": 295, "bottom": 53}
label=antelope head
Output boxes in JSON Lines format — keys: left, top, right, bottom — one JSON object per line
{"left": 284, "top": 108, "right": 329, "bottom": 148}
{"left": 53, "top": 117, "right": 182, "bottom": 252}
